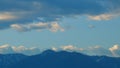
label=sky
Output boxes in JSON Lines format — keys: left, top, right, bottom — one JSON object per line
{"left": 0, "top": 0, "right": 120, "bottom": 56}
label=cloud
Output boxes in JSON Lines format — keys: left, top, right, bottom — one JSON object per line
{"left": 88, "top": 14, "right": 116, "bottom": 20}
{"left": 0, "top": 44, "right": 120, "bottom": 57}
{"left": 12, "top": 46, "right": 41, "bottom": 55}
{"left": 0, "top": 44, "right": 14, "bottom": 54}
{"left": 52, "top": 45, "right": 120, "bottom": 57}
{"left": 51, "top": 47, "right": 58, "bottom": 51}
{"left": 60, "top": 45, "right": 113, "bottom": 56}
{"left": 10, "top": 22, "right": 64, "bottom": 32}
{"left": 109, "top": 44, "right": 120, "bottom": 57}
{"left": 0, "top": 44, "right": 41, "bottom": 55}
{"left": 61, "top": 45, "right": 77, "bottom": 51}
{"left": 85, "top": 46, "right": 113, "bottom": 56}
{"left": 0, "top": 12, "right": 17, "bottom": 20}
{"left": 0, "top": 0, "right": 120, "bottom": 31}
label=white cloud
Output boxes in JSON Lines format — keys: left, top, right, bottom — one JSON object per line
{"left": 0, "top": 12, "right": 17, "bottom": 20}
{"left": 88, "top": 14, "right": 116, "bottom": 21}
{"left": 54, "top": 45, "right": 119, "bottom": 57}
{"left": 109, "top": 44, "right": 120, "bottom": 51}
{"left": 0, "top": 44, "right": 120, "bottom": 57}
{"left": 51, "top": 45, "right": 84, "bottom": 53}
{"left": 0, "top": 44, "right": 14, "bottom": 54}
{"left": 10, "top": 24, "right": 29, "bottom": 32}
{"left": 61, "top": 45, "right": 77, "bottom": 51}
{"left": 0, "top": 0, "right": 120, "bottom": 31}
{"left": 51, "top": 47, "right": 58, "bottom": 51}
{"left": 10, "top": 22, "right": 64, "bottom": 32}
{"left": 109, "top": 44, "right": 120, "bottom": 57}
{"left": 0, "top": 44, "right": 9, "bottom": 49}
{"left": 12, "top": 46, "right": 41, "bottom": 55}
{"left": 50, "top": 22, "right": 65, "bottom": 32}
{"left": 12, "top": 46, "right": 28, "bottom": 52}
{"left": 85, "top": 46, "right": 113, "bottom": 56}
{"left": 0, "top": 44, "right": 41, "bottom": 55}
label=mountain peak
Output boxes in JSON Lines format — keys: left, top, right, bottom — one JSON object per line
{"left": 41, "top": 49, "right": 56, "bottom": 54}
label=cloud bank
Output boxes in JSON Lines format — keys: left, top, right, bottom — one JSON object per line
{"left": 0, "top": 0, "right": 120, "bottom": 31}
{"left": 0, "top": 44, "right": 41, "bottom": 55}
{"left": 0, "top": 44, "right": 120, "bottom": 57}
{"left": 52, "top": 44, "right": 120, "bottom": 57}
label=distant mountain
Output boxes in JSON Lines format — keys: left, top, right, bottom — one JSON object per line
{"left": 0, "top": 50, "right": 120, "bottom": 68}
{"left": 0, "top": 44, "right": 120, "bottom": 57}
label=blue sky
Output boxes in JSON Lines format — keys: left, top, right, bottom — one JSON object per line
{"left": 0, "top": 0, "right": 120, "bottom": 50}
{"left": 0, "top": 16, "right": 120, "bottom": 49}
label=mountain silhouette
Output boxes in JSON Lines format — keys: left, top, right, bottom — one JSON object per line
{"left": 0, "top": 50, "right": 120, "bottom": 68}
{"left": 0, "top": 54, "right": 27, "bottom": 68}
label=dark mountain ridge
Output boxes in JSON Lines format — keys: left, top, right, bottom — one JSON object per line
{"left": 0, "top": 50, "right": 120, "bottom": 68}
{"left": 0, "top": 54, "right": 27, "bottom": 68}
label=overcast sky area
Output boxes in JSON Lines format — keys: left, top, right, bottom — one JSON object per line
{"left": 0, "top": 0, "right": 120, "bottom": 56}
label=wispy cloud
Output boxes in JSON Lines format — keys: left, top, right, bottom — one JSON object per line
{"left": 0, "top": 12, "right": 17, "bottom": 20}
{"left": 0, "top": 0, "right": 120, "bottom": 31}
{"left": 88, "top": 14, "right": 116, "bottom": 20}
{"left": 10, "top": 22, "right": 64, "bottom": 32}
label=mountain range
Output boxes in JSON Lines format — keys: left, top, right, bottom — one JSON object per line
{"left": 0, "top": 50, "right": 120, "bottom": 68}
{"left": 0, "top": 44, "right": 120, "bottom": 57}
